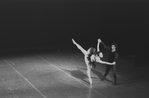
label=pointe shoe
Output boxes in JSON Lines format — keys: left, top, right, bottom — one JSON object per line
{"left": 90, "top": 82, "right": 92, "bottom": 85}
{"left": 89, "top": 79, "right": 92, "bottom": 85}
{"left": 89, "top": 81, "right": 92, "bottom": 85}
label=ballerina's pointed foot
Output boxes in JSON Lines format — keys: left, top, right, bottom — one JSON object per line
{"left": 89, "top": 82, "right": 92, "bottom": 85}
{"left": 89, "top": 79, "right": 92, "bottom": 85}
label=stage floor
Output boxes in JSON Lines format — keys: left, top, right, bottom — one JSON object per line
{"left": 0, "top": 48, "right": 149, "bottom": 98}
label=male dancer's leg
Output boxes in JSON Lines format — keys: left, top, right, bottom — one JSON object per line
{"left": 101, "top": 65, "right": 112, "bottom": 81}
{"left": 112, "top": 65, "right": 117, "bottom": 85}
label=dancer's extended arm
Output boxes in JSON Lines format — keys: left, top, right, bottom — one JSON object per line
{"left": 100, "top": 60, "right": 116, "bottom": 65}
{"left": 97, "top": 38, "right": 101, "bottom": 52}
{"left": 72, "top": 39, "right": 87, "bottom": 55}
{"left": 95, "top": 56, "right": 116, "bottom": 65}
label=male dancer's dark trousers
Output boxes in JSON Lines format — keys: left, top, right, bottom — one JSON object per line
{"left": 101, "top": 65, "right": 117, "bottom": 85}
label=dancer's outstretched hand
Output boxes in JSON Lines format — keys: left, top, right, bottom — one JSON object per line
{"left": 98, "top": 38, "right": 101, "bottom": 43}
{"left": 112, "top": 62, "right": 116, "bottom": 65}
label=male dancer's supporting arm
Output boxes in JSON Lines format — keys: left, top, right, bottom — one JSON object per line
{"left": 72, "top": 39, "right": 87, "bottom": 55}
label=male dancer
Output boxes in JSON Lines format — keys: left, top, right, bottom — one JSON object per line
{"left": 72, "top": 38, "right": 115, "bottom": 85}
{"left": 101, "top": 43, "right": 119, "bottom": 85}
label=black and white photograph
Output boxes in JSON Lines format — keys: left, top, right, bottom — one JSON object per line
{"left": 0, "top": 0, "right": 149, "bottom": 98}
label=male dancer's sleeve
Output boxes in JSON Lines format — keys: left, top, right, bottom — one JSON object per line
{"left": 104, "top": 46, "right": 111, "bottom": 51}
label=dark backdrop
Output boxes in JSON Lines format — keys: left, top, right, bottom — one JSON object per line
{"left": 0, "top": 0, "right": 148, "bottom": 56}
